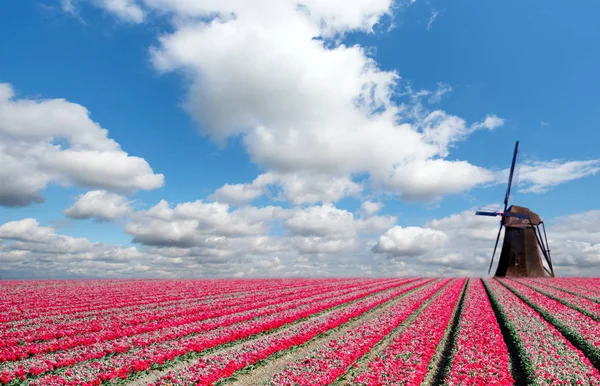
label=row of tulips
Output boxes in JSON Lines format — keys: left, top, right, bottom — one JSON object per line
{"left": 265, "top": 279, "right": 456, "bottom": 385}
{"left": 515, "top": 279, "right": 600, "bottom": 320}
{"left": 1, "top": 279, "right": 341, "bottom": 329}
{"left": 149, "top": 279, "right": 435, "bottom": 385}
{"left": 11, "top": 279, "right": 416, "bottom": 385}
{"left": 1, "top": 280, "right": 231, "bottom": 323}
{"left": 1, "top": 279, "right": 409, "bottom": 381}
{"left": 443, "top": 278, "right": 513, "bottom": 386}
{"left": 351, "top": 278, "right": 465, "bottom": 386}
{"left": 498, "top": 279, "right": 600, "bottom": 366}
{"left": 1, "top": 279, "right": 343, "bottom": 326}
{"left": 1, "top": 278, "right": 374, "bottom": 359}
{"left": 485, "top": 279, "right": 600, "bottom": 385}
{"left": 531, "top": 278, "right": 600, "bottom": 303}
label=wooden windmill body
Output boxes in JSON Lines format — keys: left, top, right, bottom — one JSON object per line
{"left": 476, "top": 141, "right": 555, "bottom": 278}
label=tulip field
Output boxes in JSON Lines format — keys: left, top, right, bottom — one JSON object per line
{"left": 2, "top": 278, "right": 600, "bottom": 385}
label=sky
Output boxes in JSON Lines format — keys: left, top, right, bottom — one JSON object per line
{"left": 1, "top": 0, "right": 599, "bottom": 279}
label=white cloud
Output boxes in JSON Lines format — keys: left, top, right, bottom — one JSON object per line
{"left": 284, "top": 204, "right": 358, "bottom": 238}
{"left": 0, "top": 82, "right": 163, "bottom": 206}
{"left": 44, "top": 150, "right": 163, "bottom": 191}
{"left": 427, "top": 82, "right": 452, "bottom": 104}
{"left": 372, "top": 225, "right": 448, "bottom": 256}
{"left": 64, "top": 0, "right": 145, "bottom": 23}
{"left": 284, "top": 203, "right": 395, "bottom": 237}
{"left": 61, "top": 0, "right": 594, "bottom": 208}
{"left": 119, "top": 200, "right": 395, "bottom": 275}
{"left": 276, "top": 174, "right": 363, "bottom": 205}
{"left": 211, "top": 172, "right": 362, "bottom": 205}
{"left": 144, "top": 1, "right": 506, "bottom": 203}
{"left": 426, "top": 9, "right": 439, "bottom": 31}
{"left": 515, "top": 160, "right": 600, "bottom": 193}
{"left": 360, "top": 201, "right": 382, "bottom": 217}
{"left": 472, "top": 114, "right": 505, "bottom": 131}
{"left": 65, "top": 190, "right": 132, "bottom": 221}
{"left": 385, "top": 158, "right": 495, "bottom": 201}
{"left": 124, "top": 199, "right": 286, "bottom": 247}
{"left": 0, "top": 218, "right": 94, "bottom": 255}
{"left": 0, "top": 219, "right": 157, "bottom": 279}
{"left": 0, "top": 219, "right": 55, "bottom": 242}
{"left": 3, "top": 207, "right": 600, "bottom": 278}
{"left": 211, "top": 181, "right": 266, "bottom": 206}
{"left": 291, "top": 236, "right": 358, "bottom": 255}
{"left": 96, "top": 0, "right": 146, "bottom": 23}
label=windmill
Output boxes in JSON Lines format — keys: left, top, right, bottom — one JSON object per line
{"left": 475, "top": 141, "right": 555, "bottom": 277}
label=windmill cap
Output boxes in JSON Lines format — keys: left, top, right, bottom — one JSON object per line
{"left": 507, "top": 205, "right": 543, "bottom": 225}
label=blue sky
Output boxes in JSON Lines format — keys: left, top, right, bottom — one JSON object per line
{"left": 1, "top": 0, "right": 599, "bottom": 279}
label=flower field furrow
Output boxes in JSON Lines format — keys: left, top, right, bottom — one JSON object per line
{"left": 531, "top": 278, "right": 600, "bottom": 304}
{"left": 0, "top": 282, "right": 358, "bottom": 361}
{"left": 14, "top": 279, "right": 417, "bottom": 384}
{"left": 2, "top": 279, "right": 352, "bottom": 329}
{"left": 499, "top": 279, "right": 600, "bottom": 365}
{"left": 0, "top": 278, "right": 377, "bottom": 359}
{"left": 1, "top": 279, "right": 351, "bottom": 325}
{"left": 444, "top": 278, "right": 513, "bottom": 386}
{"left": 5, "top": 278, "right": 600, "bottom": 385}
{"left": 1, "top": 279, "right": 410, "bottom": 381}
{"left": 265, "top": 279, "right": 457, "bottom": 386}
{"left": 485, "top": 279, "right": 600, "bottom": 385}
{"left": 1, "top": 280, "right": 231, "bottom": 322}
{"left": 351, "top": 279, "right": 466, "bottom": 386}
{"left": 515, "top": 279, "right": 600, "bottom": 320}
{"left": 148, "top": 279, "right": 435, "bottom": 385}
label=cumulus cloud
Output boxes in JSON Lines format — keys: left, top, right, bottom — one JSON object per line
{"left": 140, "top": 0, "right": 507, "bottom": 203}
{"left": 124, "top": 199, "right": 286, "bottom": 247}
{"left": 0, "top": 83, "right": 164, "bottom": 207}
{"left": 0, "top": 218, "right": 94, "bottom": 255}
{"left": 0, "top": 218, "right": 56, "bottom": 243}
{"left": 65, "top": 190, "right": 132, "bottom": 221}
{"left": 75, "top": 0, "right": 595, "bottom": 203}
{"left": 2, "top": 207, "right": 600, "bottom": 278}
{"left": 385, "top": 158, "right": 495, "bottom": 201}
{"left": 0, "top": 219, "right": 157, "bottom": 279}
{"left": 211, "top": 180, "right": 267, "bottom": 206}
{"left": 284, "top": 203, "right": 395, "bottom": 237}
{"left": 211, "top": 172, "right": 362, "bottom": 205}
{"left": 124, "top": 199, "right": 394, "bottom": 261}
{"left": 372, "top": 225, "right": 448, "bottom": 256}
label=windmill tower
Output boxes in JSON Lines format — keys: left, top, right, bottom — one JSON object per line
{"left": 475, "top": 141, "right": 555, "bottom": 278}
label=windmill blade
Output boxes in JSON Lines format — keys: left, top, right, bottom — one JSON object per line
{"left": 541, "top": 222, "right": 554, "bottom": 276}
{"left": 531, "top": 222, "right": 554, "bottom": 277}
{"left": 475, "top": 210, "right": 502, "bottom": 217}
{"left": 503, "top": 141, "right": 520, "bottom": 212}
{"left": 488, "top": 223, "right": 503, "bottom": 275}
{"left": 476, "top": 204, "right": 503, "bottom": 217}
